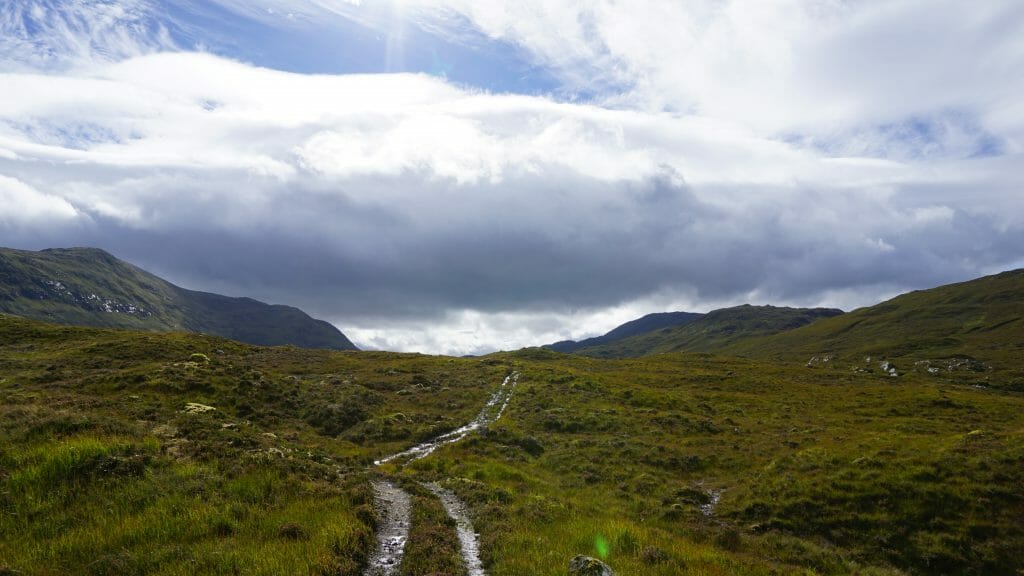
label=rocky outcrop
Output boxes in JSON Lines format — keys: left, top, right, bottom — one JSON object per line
{"left": 880, "top": 361, "right": 899, "bottom": 377}
{"left": 806, "top": 354, "right": 834, "bottom": 368}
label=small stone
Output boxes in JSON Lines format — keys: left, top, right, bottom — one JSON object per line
{"left": 152, "top": 424, "right": 178, "bottom": 438}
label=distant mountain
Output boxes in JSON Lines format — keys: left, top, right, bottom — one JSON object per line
{"left": 0, "top": 247, "right": 357, "bottom": 350}
{"left": 570, "top": 305, "right": 844, "bottom": 358}
{"left": 725, "top": 269, "right": 1024, "bottom": 366}
{"left": 544, "top": 311, "right": 703, "bottom": 353}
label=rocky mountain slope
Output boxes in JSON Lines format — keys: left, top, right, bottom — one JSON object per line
{"left": 0, "top": 246, "right": 356, "bottom": 350}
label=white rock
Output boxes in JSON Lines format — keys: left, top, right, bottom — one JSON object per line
{"left": 182, "top": 402, "right": 216, "bottom": 414}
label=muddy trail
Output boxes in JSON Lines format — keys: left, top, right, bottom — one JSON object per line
{"left": 363, "top": 371, "right": 519, "bottom": 576}
{"left": 364, "top": 480, "right": 412, "bottom": 576}
{"left": 375, "top": 372, "right": 520, "bottom": 465}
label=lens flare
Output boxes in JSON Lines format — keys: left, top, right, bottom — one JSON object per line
{"left": 594, "top": 534, "right": 609, "bottom": 559}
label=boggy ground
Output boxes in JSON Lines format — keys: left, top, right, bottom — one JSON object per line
{"left": 1, "top": 315, "right": 1022, "bottom": 575}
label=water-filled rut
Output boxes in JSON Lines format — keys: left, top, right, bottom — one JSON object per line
{"left": 364, "top": 481, "right": 411, "bottom": 576}
{"left": 424, "top": 482, "right": 486, "bottom": 576}
{"left": 362, "top": 371, "right": 519, "bottom": 576}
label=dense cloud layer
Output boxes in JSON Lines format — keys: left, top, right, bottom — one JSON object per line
{"left": 1, "top": 2, "right": 1022, "bottom": 354}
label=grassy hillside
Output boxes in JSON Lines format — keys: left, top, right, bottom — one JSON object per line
{"left": 724, "top": 269, "right": 1024, "bottom": 390}
{"left": 3, "top": 314, "right": 1022, "bottom": 575}
{"left": 574, "top": 305, "right": 843, "bottom": 358}
{"left": 545, "top": 311, "right": 703, "bottom": 353}
{"left": 0, "top": 247, "right": 356, "bottom": 350}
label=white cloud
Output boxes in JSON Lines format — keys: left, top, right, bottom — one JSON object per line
{"left": 0, "top": 52, "right": 836, "bottom": 189}
{"left": 0, "top": 0, "right": 176, "bottom": 70}
{"left": 5, "top": 51, "right": 966, "bottom": 197}
{"left": 0, "top": 175, "right": 80, "bottom": 225}
{"left": 343, "top": 300, "right": 707, "bottom": 357}
{"left": 910, "top": 206, "right": 955, "bottom": 226}
{"left": 411, "top": 0, "right": 1024, "bottom": 145}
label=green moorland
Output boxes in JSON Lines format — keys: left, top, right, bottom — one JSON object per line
{"left": 0, "top": 247, "right": 356, "bottom": 350}
{"left": 2, "top": 312, "right": 1023, "bottom": 575}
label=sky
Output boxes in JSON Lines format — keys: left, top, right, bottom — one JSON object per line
{"left": 1, "top": 1, "right": 1022, "bottom": 355}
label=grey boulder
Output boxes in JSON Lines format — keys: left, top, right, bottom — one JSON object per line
{"left": 569, "top": 555, "right": 614, "bottom": 576}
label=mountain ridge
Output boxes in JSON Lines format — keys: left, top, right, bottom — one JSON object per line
{"left": 0, "top": 246, "right": 357, "bottom": 350}
{"left": 557, "top": 304, "right": 844, "bottom": 359}
{"left": 552, "top": 268, "right": 1024, "bottom": 388}
{"left": 721, "top": 268, "right": 1024, "bottom": 370}
{"left": 544, "top": 311, "right": 704, "bottom": 353}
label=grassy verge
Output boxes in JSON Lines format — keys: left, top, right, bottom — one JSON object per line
{"left": 399, "top": 483, "right": 465, "bottom": 576}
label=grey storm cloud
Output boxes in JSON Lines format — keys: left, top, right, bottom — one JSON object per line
{"left": 5, "top": 160, "right": 1021, "bottom": 331}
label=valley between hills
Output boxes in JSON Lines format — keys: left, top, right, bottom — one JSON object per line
{"left": 1, "top": 248, "right": 1022, "bottom": 575}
